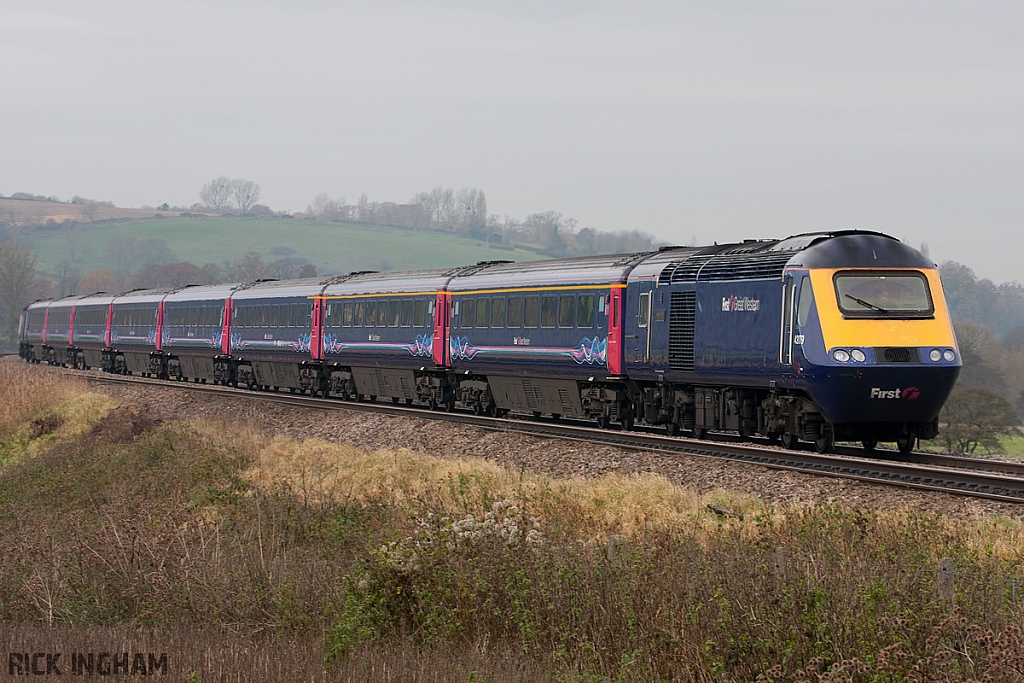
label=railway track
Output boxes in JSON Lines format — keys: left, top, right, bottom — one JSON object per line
{"left": 63, "top": 368, "right": 1024, "bottom": 505}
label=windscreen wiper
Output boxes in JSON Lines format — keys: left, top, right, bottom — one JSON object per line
{"left": 845, "top": 293, "right": 889, "bottom": 314}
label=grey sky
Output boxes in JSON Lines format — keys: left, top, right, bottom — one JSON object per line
{"left": 2, "top": 1, "right": 1022, "bottom": 281}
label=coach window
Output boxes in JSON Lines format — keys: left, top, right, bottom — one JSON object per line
{"left": 541, "top": 296, "right": 557, "bottom": 328}
{"left": 577, "top": 294, "right": 595, "bottom": 328}
{"left": 558, "top": 296, "right": 576, "bottom": 328}
{"left": 507, "top": 296, "right": 522, "bottom": 328}
{"left": 413, "top": 299, "right": 427, "bottom": 327}
{"left": 304, "top": 303, "right": 312, "bottom": 327}
{"left": 523, "top": 297, "right": 539, "bottom": 328}
{"left": 342, "top": 302, "right": 353, "bottom": 327}
{"left": 364, "top": 301, "right": 377, "bottom": 327}
{"left": 637, "top": 293, "right": 650, "bottom": 327}
{"left": 462, "top": 299, "right": 475, "bottom": 328}
{"left": 401, "top": 300, "right": 414, "bottom": 327}
{"left": 353, "top": 301, "right": 364, "bottom": 327}
{"left": 491, "top": 297, "right": 505, "bottom": 328}
{"left": 475, "top": 298, "right": 489, "bottom": 328}
{"left": 376, "top": 300, "right": 387, "bottom": 326}
{"left": 388, "top": 300, "right": 401, "bottom": 327}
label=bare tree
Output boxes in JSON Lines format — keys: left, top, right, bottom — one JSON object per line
{"left": 308, "top": 192, "right": 344, "bottom": 221}
{"left": 53, "top": 260, "right": 81, "bottom": 297}
{"left": 232, "top": 252, "right": 270, "bottom": 281}
{"left": 941, "top": 386, "right": 1016, "bottom": 454}
{"left": 231, "top": 179, "right": 261, "bottom": 213}
{"left": 0, "top": 240, "right": 38, "bottom": 343}
{"left": 199, "top": 177, "right": 233, "bottom": 213}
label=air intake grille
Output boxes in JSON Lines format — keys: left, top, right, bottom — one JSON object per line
{"left": 876, "top": 347, "right": 920, "bottom": 363}
{"left": 659, "top": 252, "right": 793, "bottom": 284}
{"left": 669, "top": 292, "right": 696, "bottom": 371}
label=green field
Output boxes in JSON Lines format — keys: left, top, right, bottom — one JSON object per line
{"left": 13, "top": 216, "right": 548, "bottom": 275}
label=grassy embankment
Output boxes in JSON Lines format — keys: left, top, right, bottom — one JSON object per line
{"left": 14, "top": 216, "right": 549, "bottom": 275}
{"left": 2, "top": 362, "right": 1024, "bottom": 682}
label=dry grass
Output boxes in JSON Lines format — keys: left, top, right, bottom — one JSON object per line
{"left": 0, "top": 363, "right": 117, "bottom": 462}
{"left": 229, "top": 427, "right": 1024, "bottom": 562}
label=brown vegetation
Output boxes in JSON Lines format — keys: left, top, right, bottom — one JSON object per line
{"left": 3, "top": 366, "right": 1024, "bottom": 681}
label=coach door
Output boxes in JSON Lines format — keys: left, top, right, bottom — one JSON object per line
{"left": 625, "top": 282, "right": 654, "bottom": 364}
{"left": 310, "top": 297, "right": 323, "bottom": 359}
{"left": 779, "top": 274, "right": 796, "bottom": 366}
{"left": 432, "top": 292, "right": 448, "bottom": 366}
{"left": 606, "top": 288, "right": 623, "bottom": 375}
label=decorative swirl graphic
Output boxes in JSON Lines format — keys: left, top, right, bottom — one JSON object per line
{"left": 570, "top": 337, "right": 607, "bottom": 364}
{"left": 450, "top": 335, "right": 477, "bottom": 360}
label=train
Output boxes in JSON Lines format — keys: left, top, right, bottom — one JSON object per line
{"left": 18, "top": 230, "right": 961, "bottom": 454}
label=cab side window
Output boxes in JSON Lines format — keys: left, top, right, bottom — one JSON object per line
{"left": 797, "top": 276, "right": 813, "bottom": 328}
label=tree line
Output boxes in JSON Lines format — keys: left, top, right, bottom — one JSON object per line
{"left": 304, "top": 186, "right": 662, "bottom": 257}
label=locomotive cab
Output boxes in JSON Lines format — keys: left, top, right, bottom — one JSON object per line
{"left": 784, "top": 235, "right": 961, "bottom": 448}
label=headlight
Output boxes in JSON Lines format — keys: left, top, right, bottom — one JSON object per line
{"left": 943, "top": 349, "right": 956, "bottom": 362}
{"left": 833, "top": 349, "right": 850, "bottom": 362}
{"left": 850, "top": 349, "right": 866, "bottom": 362}
{"left": 929, "top": 349, "right": 942, "bottom": 362}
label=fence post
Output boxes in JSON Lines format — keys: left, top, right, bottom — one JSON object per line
{"left": 938, "top": 557, "right": 955, "bottom": 602}
{"left": 773, "top": 546, "right": 789, "bottom": 582}
{"left": 607, "top": 535, "right": 629, "bottom": 564}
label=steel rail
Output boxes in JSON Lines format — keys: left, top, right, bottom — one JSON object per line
{"left": 66, "top": 369, "right": 1024, "bottom": 505}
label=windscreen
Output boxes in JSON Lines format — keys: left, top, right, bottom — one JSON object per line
{"left": 833, "top": 271, "right": 933, "bottom": 318}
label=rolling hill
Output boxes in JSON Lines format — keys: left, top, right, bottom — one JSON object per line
{"left": 5, "top": 214, "right": 549, "bottom": 276}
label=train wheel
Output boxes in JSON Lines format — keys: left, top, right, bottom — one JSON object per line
{"left": 665, "top": 421, "right": 679, "bottom": 437}
{"left": 693, "top": 426, "right": 707, "bottom": 440}
{"left": 596, "top": 416, "right": 610, "bottom": 430}
{"left": 405, "top": 398, "right": 413, "bottom": 406}
{"left": 428, "top": 398, "right": 438, "bottom": 411}
{"left": 861, "top": 437, "right": 878, "bottom": 452}
{"left": 473, "top": 402, "right": 483, "bottom": 415}
{"left": 814, "top": 432, "right": 834, "bottom": 454}
{"left": 392, "top": 397, "right": 400, "bottom": 404}
{"left": 781, "top": 432, "right": 799, "bottom": 450}
{"left": 896, "top": 435, "right": 915, "bottom": 455}
{"left": 444, "top": 397, "right": 455, "bottom": 412}
{"left": 621, "top": 415, "right": 634, "bottom": 431}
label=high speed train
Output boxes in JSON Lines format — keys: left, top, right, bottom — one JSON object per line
{"left": 19, "top": 230, "right": 961, "bottom": 454}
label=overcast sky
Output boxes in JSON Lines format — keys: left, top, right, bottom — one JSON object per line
{"left": 1, "top": 1, "right": 1022, "bottom": 281}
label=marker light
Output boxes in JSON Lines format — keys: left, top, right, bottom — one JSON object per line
{"left": 929, "top": 349, "right": 942, "bottom": 362}
{"left": 943, "top": 349, "right": 956, "bottom": 362}
{"left": 833, "top": 349, "right": 850, "bottom": 362}
{"left": 850, "top": 349, "right": 866, "bottom": 362}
